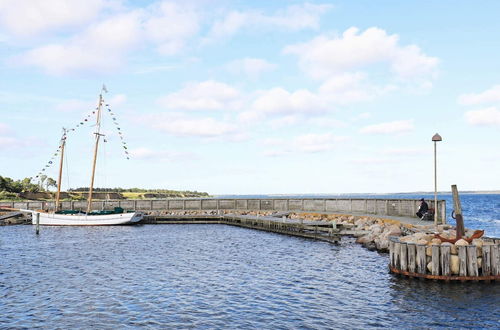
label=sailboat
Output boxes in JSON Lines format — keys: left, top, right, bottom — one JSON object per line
{"left": 24, "top": 86, "right": 143, "bottom": 225}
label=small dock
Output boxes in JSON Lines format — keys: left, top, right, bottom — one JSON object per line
{"left": 0, "top": 212, "right": 28, "bottom": 225}
{"left": 143, "top": 212, "right": 368, "bottom": 244}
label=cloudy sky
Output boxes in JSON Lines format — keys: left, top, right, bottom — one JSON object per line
{"left": 1, "top": 0, "right": 499, "bottom": 194}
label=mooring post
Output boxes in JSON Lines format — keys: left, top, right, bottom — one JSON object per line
{"left": 35, "top": 212, "right": 40, "bottom": 235}
{"left": 451, "top": 185, "right": 465, "bottom": 239}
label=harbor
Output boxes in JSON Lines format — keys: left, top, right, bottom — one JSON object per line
{"left": 2, "top": 1, "right": 500, "bottom": 328}
{"left": 3, "top": 196, "right": 499, "bottom": 282}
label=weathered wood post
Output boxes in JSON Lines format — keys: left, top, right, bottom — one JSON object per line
{"left": 394, "top": 241, "right": 401, "bottom": 269}
{"left": 466, "top": 245, "right": 479, "bottom": 277}
{"left": 458, "top": 245, "right": 467, "bottom": 277}
{"left": 482, "top": 243, "right": 492, "bottom": 276}
{"left": 400, "top": 243, "right": 408, "bottom": 271}
{"left": 431, "top": 245, "right": 440, "bottom": 276}
{"left": 407, "top": 243, "right": 416, "bottom": 273}
{"left": 35, "top": 212, "right": 40, "bottom": 235}
{"left": 451, "top": 185, "right": 465, "bottom": 239}
{"left": 416, "top": 244, "right": 427, "bottom": 274}
{"left": 490, "top": 244, "right": 499, "bottom": 276}
{"left": 440, "top": 245, "right": 451, "bottom": 276}
{"left": 389, "top": 240, "right": 395, "bottom": 268}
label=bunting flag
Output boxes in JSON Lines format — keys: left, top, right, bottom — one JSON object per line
{"left": 33, "top": 130, "right": 69, "bottom": 179}
{"left": 102, "top": 98, "right": 130, "bottom": 160}
{"left": 33, "top": 95, "right": 131, "bottom": 179}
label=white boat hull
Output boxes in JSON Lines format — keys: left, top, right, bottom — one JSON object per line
{"left": 28, "top": 210, "right": 143, "bottom": 226}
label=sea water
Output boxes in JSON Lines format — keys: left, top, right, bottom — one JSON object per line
{"left": 1, "top": 194, "right": 499, "bottom": 328}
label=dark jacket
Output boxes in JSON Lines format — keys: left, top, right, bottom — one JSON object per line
{"left": 418, "top": 201, "right": 429, "bottom": 214}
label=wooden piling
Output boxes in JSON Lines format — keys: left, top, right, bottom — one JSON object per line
{"left": 394, "top": 242, "right": 401, "bottom": 269}
{"left": 431, "top": 245, "right": 440, "bottom": 276}
{"left": 491, "top": 244, "right": 500, "bottom": 276}
{"left": 416, "top": 244, "right": 427, "bottom": 274}
{"left": 35, "top": 212, "right": 40, "bottom": 235}
{"left": 389, "top": 240, "right": 395, "bottom": 268}
{"left": 482, "top": 243, "right": 492, "bottom": 276}
{"left": 440, "top": 245, "right": 451, "bottom": 277}
{"left": 466, "top": 245, "right": 479, "bottom": 277}
{"left": 458, "top": 245, "right": 467, "bottom": 277}
{"left": 407, "top": 243, "right": 416, "bottom": 273}
{"left": 400, "top": 243, "right": 408, "bottom": 271}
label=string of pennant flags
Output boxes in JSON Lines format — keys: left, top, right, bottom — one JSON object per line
{"left": 104, "top": 99, "right": 129, "bottom": 160}
{"left": 33, "top": 98, "right": 130, "bottom": 180}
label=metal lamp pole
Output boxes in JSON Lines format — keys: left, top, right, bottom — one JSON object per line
{"left": 432, "top": 133, "right": 442, "bottom": 227}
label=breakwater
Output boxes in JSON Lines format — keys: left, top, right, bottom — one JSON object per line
{"left": 0, "top": 197, "right": 447, "bottom": 222}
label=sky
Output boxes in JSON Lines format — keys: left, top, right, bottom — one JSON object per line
{"left": 1, "top": 0, "right": 499, "bottom": 195}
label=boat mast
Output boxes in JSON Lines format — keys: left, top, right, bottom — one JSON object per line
{"left": 54, "top": 128, "right": 67, "bottom": 212}
{"left": 86, "top": 86, "right": 106, "bottom": 213}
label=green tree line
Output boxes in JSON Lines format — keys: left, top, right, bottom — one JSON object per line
{"left": 0, "top": 175, "right": 57, "bottom": 193}
{"left": 68, "top": 187, "right": 209, "bottom": 196}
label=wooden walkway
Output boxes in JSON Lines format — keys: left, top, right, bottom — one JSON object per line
{"left": 142, "top": 213, "right": 369, "bottom": 244}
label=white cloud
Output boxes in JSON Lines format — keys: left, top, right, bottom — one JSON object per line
{"left": 0, "top": 0, "right": 108, "bottom": 37}
{"left": 318, "top": 72, "right": 375, "bottom": 104}
{"left": 226, "top": 58, "right": 275, "bottom": 78}
{"left": 251, "top": 87, "right": 327, "bottom": 115}
{"left": 13, "top": 1, "right": 202, "bottom": 75}
{"left": 158, "top": 80, "right": 241, "bottom": 111}
{"left": 269, "top": 115, "right": 301, "bottom": 128}
{"left": 145, "top": 113, "right": 238, "bottom": 138}
{"left": 144, "top": 1, "right": 199, "bottom": 55}
{"left": 284, "top": 27, "right": 438, "bottom": 81}
{"left": 17, "top": 11, "right": 142, "bottom": 75}
{"left": 458, "top": 85, "right": 500, "bottom": 106}
{"left": 130, "top": 147, "right": 198, "bottom": 162}
{"left": 206, "top": 3, "right": 332, "bottom": 42}
{"left": 240, "top": 75, "right": 379, "bottom": 125}
{"left": 308, "top": 117, "right": 347, "bottom": 128}
{"left": 261, "top": 133, "right": 348, "bottom": 156}
{"left": 464, "top": 107, "right": 500, "bottom": 126}
{"left": 360, "top": 119, "right": 414, "bottom": 134}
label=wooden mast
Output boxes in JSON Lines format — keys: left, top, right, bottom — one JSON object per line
{"left": 86, "top": 87, "right": 105, "bottom": 213}
{"left": 54, "top": 128, "right": 67, "bottom": 212}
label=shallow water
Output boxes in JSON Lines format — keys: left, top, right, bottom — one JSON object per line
{"left": 1, "top": 225, "right": 499, "bottom": 329}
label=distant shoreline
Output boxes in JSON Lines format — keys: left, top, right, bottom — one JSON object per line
{"left": 215, "top": 191, "right": 500, "bottom": 198}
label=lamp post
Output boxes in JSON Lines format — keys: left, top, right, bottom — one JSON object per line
{"left": 432, "top": 133, "right": 442, "bottom": 227}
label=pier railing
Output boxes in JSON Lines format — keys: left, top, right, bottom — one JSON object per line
{"left": 0, "top": 198, "right": 446, "bottom": 222}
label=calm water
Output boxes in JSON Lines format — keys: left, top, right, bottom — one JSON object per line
{"left": 1, "top": 224, "right": 499, "bottom": 329}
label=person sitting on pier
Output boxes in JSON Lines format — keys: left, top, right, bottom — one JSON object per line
{"left": 416, "top": 198, "right": 429, "bottom": 218}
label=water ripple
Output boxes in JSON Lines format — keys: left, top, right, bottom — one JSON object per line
{"left": 1, "top": 224, "right": 499, "bottom": 329}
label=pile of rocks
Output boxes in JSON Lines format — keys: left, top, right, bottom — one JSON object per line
{"left": 288, "top": 212, "right": 405, "bottom": 252}
{"left": 397, "top": 232, "right": 487, "bottom": 274}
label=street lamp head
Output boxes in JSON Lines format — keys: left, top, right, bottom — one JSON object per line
{"left": 432, "top": 133, "right": 442, "bottom": 142}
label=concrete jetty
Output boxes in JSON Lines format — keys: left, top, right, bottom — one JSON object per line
{"left": 2, "top": 197, "right": 498, "bottom": 281}
{"left": 0, "top": 197, "right": 447, "bottom": 222}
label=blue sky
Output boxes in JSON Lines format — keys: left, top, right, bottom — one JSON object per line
{"left": 1, "top": 0, "right": 499, "bottom": 194}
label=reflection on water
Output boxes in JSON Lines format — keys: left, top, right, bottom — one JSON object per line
{"left": 1, "top": 225, "right": 499, "bottom": 328}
